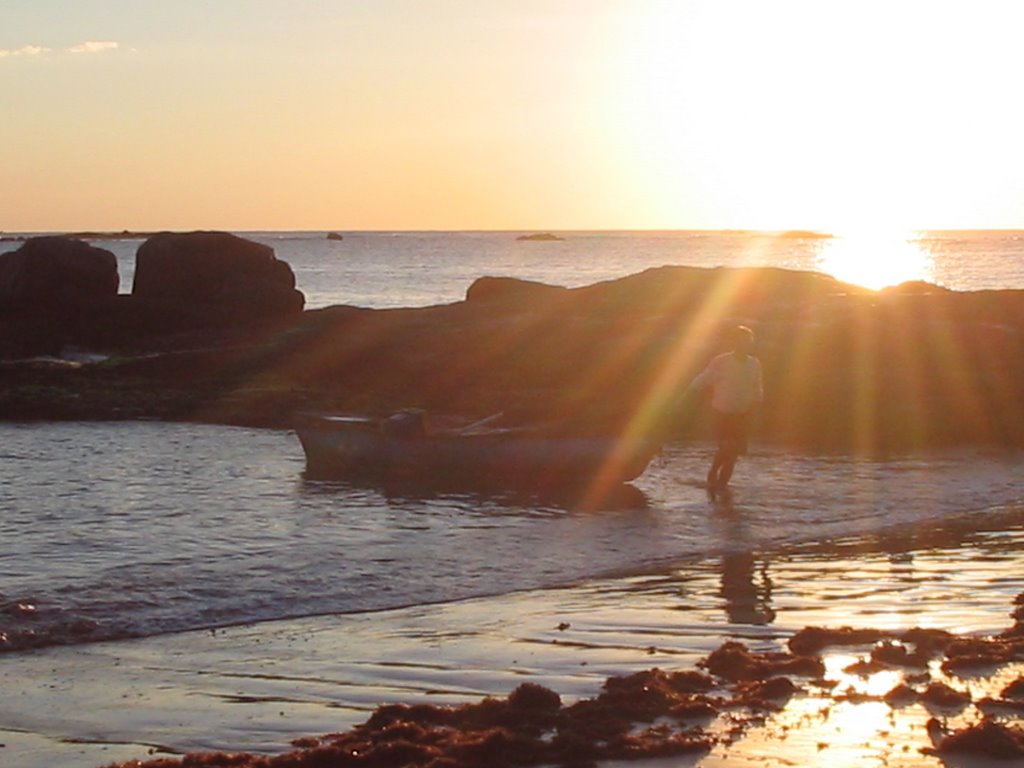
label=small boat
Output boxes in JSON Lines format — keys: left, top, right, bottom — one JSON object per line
{"left": 295, "top": 412, "right": 660, "bottom": 490}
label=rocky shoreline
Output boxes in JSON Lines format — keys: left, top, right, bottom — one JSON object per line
{"left": 2, "top": 232, "right": 1023, "bottom": 452}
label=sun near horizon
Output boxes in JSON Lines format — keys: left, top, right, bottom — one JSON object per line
{"left": 3, "top": 2, "right": 1023, "bottom": 244}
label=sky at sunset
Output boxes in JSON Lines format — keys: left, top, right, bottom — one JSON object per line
{"left": 2, "top": 0, "right": 1022, "bottom": 233}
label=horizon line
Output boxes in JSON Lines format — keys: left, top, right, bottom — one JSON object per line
{"left": 4, "top": 227, "right": 1024, "bottom": 237}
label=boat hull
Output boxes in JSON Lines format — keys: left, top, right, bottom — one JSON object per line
{"left": 296, "top": 421, "right": 659, "bottom": 489}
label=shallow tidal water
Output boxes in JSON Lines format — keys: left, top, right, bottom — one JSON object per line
{"left": 2, "top": 421, "right": 1021, "bottom": 654}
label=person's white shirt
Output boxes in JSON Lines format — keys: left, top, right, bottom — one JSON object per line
{"left": 688, "top": 352, "right": 763, "bottom": 414}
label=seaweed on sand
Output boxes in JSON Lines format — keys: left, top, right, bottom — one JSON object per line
{"left": 102, "top": 593, "right": 1024, "bottom": 768}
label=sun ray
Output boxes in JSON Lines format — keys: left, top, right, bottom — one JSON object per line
{"left": 575, "top": 268, "right": 764, "bottom": 508}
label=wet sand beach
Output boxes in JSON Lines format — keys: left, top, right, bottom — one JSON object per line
{"left": 3, "top": 507, "right": 1023, "bottom": 768}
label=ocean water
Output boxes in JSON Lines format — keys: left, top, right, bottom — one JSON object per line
{"left": 1, "top": 230, "right": 1023, "bottom": 659}
{"left": 3, "top": 229, "right": 1024, "bottom": 307}
{"left": 1, "top": 421, "right": 1021, "bottom": 654}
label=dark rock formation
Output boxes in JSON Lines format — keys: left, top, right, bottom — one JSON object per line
{"left": 0, "top": 236, "right": 118, "bottom": 310}
{"left": 465, "top": 276, "right": 569, "bottom": 305}
{"left": 0, "top": 231, "right": 159, "bottom": 243}
{"left": 132, "top": 231, "right": 304, "bottom": 328}
{"left": 516, "top": 232, "right": 564, "bottom": 241}
{"left": 778, "top": 230, "right": 833, "bottom": 239}
{"left": 267, "top": 266, "right": 1024, "bottom": 452}
{"left": 2, "top": 264, "right": 1023, "bottom": 455}
{"left": 0, "top": 236, "right": 119, "bottom": 357}
{"left": 326, "top": 232, "right": 344, "bottom": 241}
{"left": 0, "top": 232, "right": 306, "bottom": 361}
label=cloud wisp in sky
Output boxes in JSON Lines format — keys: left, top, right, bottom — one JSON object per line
{"left": 0, "top": 45, "right": 50, "bottom": 58}
{"left": 66, "top": 41, "right": 119, "bottom": 54}
{"left": 0, "top": 41, "right": 119, "bottom": 59}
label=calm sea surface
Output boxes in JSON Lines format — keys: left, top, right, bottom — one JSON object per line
{"left": 4, "top": 229, "right": 1023, "bottom": 307}
{"left": 1, "top": 422, "right": 1021, "bottom": 653}
{"left": 1, "top": 231, "right": 1023, "bottom": 655}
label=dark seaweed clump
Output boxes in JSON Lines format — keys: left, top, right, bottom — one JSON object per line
{"left": 102, "top": 642, "right": 830, "bottom": 768}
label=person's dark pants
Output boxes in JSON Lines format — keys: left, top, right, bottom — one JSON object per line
{"left": 707, "top": 410, "right": 751, "bottom": 489}
{"left": 714, "top": 411, "right": 750, "bottom": 455}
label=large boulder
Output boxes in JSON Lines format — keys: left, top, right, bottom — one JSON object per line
{"left": 466, "top": 276, "right": 570, "bottom": 305}
{"left": 132, "top": 231, "right": 304, "bottom": 327}
{"left": 0, "top": 237, "right": 119, "bottom": 358}
{"left": 0, "top": 236, "right": 118, "bottom": 312}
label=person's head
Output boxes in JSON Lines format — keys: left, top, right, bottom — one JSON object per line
{"left": 728, "top": 325, "right": 755, "bottom": 356}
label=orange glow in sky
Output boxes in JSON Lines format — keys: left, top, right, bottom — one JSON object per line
{"left": 1, "top": 1, "right": 1022, "bottom": 232}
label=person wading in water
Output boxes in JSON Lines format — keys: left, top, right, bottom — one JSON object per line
{"left": 686, "top": 325, "right": 763, "bottom": 494}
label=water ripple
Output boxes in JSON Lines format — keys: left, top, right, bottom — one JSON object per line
{"left": 0, "top": 422, "right": 1021, "bottom": 653}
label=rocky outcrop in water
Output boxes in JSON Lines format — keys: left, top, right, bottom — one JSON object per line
{"left": 133, "top": 231, "right": 304, "bottom": 328}
{"left": 0, "top": 236, "right": 119, "bottom": 357}
{"left": 0, "top": 236, "right": 119, "bottom": 308}
{"left": 516, "top": 232, "right": 564, "bottom": 241}
{"left": 2, "top": 263, "right": 1023, "bottom": 453}
{"left": 210, "top": 265, "right": 1024, "bottom": 452}
{"left": 0, "top": 232, "right": 306, "bottom": 360}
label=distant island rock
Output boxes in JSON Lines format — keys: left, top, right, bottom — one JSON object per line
{"left": 326, "top": 232, "right": 344, "bottom": 241}
{"left": 0, "top": 230, "right": 161, "bottom": 243}
{"left": 516, "top": 233, "right": 565, "bottom": 242}
{"left": 777, "top": 230, "right": 834, "bottom": 239}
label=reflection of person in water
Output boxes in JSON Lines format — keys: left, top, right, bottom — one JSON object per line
{"left": 720, "top": 551, "right": 775, "bottom": 625}
{"left": 686, "top": 325, "right": 763, "bottom": 493}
